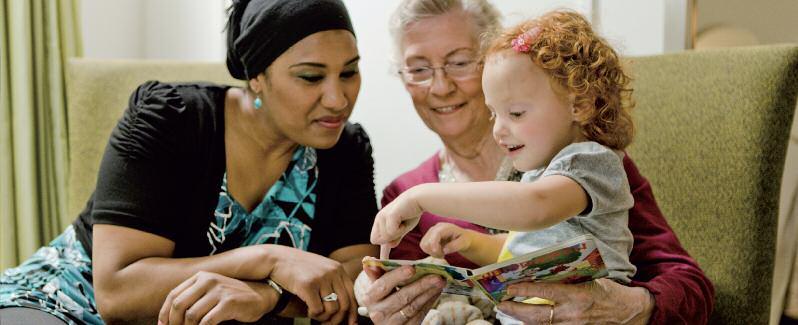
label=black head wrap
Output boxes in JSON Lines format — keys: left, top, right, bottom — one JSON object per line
{"left": 226, "top": 0, "right": 355, "bottom": 80}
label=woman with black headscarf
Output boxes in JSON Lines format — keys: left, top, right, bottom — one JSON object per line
{"left": 0, "top": 1, "right": 375, "bottom": 324}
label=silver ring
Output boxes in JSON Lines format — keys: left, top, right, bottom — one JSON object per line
{"left": 323, "top": 293, "right": 338, "bottom": 302}
{"left": 399, "top": 309, "right": 408, "bottom": 319}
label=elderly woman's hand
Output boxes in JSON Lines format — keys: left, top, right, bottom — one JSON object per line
{"left": 360, "top": 265, "right": 445, "bottom": 324}
{"left": 498, "top": 278, "right": 654, "bottom": 324}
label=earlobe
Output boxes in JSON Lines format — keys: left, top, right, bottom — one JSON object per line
{"left": 248, "top": 78, "right": 261, "bottom": 93}
{"left": 248, "top": 78, "right": 264, "bottom": 110}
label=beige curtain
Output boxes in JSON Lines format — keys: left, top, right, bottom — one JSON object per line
{"left": 0, "top": 0, "right": 82, "bottom": 270}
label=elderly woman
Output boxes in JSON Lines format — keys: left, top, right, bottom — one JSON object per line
{"left": 0, "top": 1, "right": 376, "bottom": 324}
{"left": 359, "top": 0, "right": 714, "bottom": 324}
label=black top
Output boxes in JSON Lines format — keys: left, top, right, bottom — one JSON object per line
{"left": 72, "top": 81, "right": 377, "bottom": 258}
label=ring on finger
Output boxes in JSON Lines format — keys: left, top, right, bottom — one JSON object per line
{"left": 399, "top": 309, "right": 409, "bottom": 319}
{"left": 323, "top": 292, "right": 338, "bottom": 302}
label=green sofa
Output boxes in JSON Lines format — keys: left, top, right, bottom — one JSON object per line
{"left": 625, "top": 45, "right": 798, "bottom": 324}
{"left": 65, "top": 45, "right": 798, "bottom": 324}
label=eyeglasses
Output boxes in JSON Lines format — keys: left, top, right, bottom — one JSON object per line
{"left": 398, "top": 60, "right": 482, "bottom": 86}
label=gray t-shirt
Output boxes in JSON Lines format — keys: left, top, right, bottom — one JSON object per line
{"left": 505, "top": 141, "right": 636, "bottom": 283}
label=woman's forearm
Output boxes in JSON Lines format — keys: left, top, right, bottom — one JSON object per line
{"left": 330, "top": 243, "right": 378, "bottom": 281}
{"left": 97, "top": 244, "right": 282, "bottom": 322}
{"left": 341, "top": 258, "right": 366, "bottom": 281}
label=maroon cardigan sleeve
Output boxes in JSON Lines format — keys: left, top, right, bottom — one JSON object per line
{"left": 624, "top": 155, "right": 715, "bottom": 324}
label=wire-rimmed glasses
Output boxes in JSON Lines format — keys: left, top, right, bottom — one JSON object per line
{"left": 398, "top": 60, "right": 482, "bottom": 86}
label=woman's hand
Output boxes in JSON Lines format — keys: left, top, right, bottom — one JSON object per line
{"left": 419, "top": 223, "right": 474, "bottom": 258}
{"left": 497, "top": 279, "right": 654, "bottom": 324}
{"left": 157, "top": 271, "right": 275, "bottom": 325}
{"left": 360, "top": 265, "right": 445, "bottom": 324}
{"left": 371, "top": 191, "right": 423, "bottom": 248}
{"left": 268, "top": 245, "right": 357, "bottom": 325}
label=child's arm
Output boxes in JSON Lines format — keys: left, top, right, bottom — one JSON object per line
{"left": 371, "top": 175, "right": 587, "bottom": 246}
{"left": 419, "top": 222, "right": 507, "bottom": 266}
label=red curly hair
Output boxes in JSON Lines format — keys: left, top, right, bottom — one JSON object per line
{"left": 485, "top": 10, "right": 634, "bottom": 150}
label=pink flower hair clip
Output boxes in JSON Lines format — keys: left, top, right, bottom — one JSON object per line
{"left": 511, "top": 27, "right": 541, "bottom": 53}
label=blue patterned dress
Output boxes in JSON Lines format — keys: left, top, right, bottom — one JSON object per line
{"left": 0, "top": 146, "right": 319, "bottom": 324}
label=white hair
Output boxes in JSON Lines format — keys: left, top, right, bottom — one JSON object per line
{"left": 388, "top": 0, "right": 502, "bottom": 63}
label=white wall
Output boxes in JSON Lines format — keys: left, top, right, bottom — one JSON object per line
{"left": 142, "top": 0, "right": 228, "bottom": 61}
{"left": 81, "top": 0, "right": 227, "bottom": 60}
{"left": 498, "top": 0, "right": 592, "bottom": 26}
{"left": 664, "top": 0, "right": 689, "bottom": 53}
{"left": 80, "top": 0, "right": 687, "bottom": 199}
{"left": 595, "top": 0, "right": 686, "bottom": 56}
{"left": 81, "top": 0, "right": 144, "bottom": 59}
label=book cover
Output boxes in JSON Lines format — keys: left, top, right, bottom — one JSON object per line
{"left": 363, "top": 234, "right": 608, "bottom": 304}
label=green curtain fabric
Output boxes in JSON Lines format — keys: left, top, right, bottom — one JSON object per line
{"left": 0, "top": 0, "right": 82, "bottom": 270}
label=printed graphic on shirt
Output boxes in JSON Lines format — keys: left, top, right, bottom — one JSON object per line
{"left": 207, "top": 146, "right": 319, "bottom": 254}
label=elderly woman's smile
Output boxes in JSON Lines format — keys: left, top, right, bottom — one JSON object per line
{"left": 430, "top": 102, "right": 467, "bottom": 114}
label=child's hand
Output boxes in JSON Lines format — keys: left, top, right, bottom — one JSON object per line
{"left": 370, "top": 191, "right": 423, "bottom": 248}
{"left": 420, "top": 223, "right": 474, "bottom": 258}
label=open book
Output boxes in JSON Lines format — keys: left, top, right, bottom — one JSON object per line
{"left": 363, "top": 234, "right": 608, "bottom": 304}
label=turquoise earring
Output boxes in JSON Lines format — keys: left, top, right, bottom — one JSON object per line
{"left": 253, "top": 96, "right": 262, "bottom": 110}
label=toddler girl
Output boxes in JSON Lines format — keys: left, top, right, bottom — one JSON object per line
{"left": 371, "top": 10, "right": 637, "bottom": 324}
